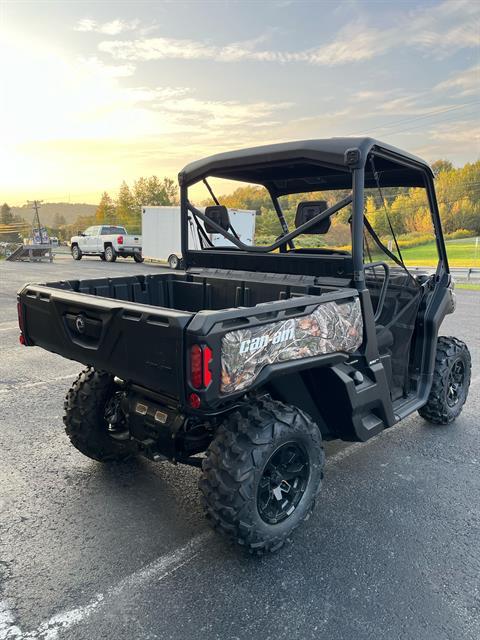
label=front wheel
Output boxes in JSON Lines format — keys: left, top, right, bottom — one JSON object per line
{"left": 71, "top": 245, "right": 82, "bottom": 260}
{"left": 133, "top": 253, "right": 144, "bottom": 263}
{"left": 199, "top": 396, "right": 324, "bottom": 554}
{"left": 418, "top": 336, "right": 471, "bottom": 424}
{"left": 104, "top": 246, "right": 116, "bottom": 262}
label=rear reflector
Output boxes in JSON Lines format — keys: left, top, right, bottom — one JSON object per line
{"left": 188, "top": 393, "right": 201, "bottom": 409}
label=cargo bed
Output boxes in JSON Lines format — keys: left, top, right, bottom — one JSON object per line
{"left": 18, "top": 271, "right": 356, "bottom": 403}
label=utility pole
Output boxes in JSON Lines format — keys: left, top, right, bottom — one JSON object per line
{"left": 28, "top": 200, "right": 44, "bottom": 243}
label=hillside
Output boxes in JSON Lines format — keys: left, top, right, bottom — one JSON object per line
{"left": 11, "top": 202, "right": 96, "bottom": 226}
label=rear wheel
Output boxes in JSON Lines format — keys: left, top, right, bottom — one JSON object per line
{"left": 104, "top": 245, "right": 116, "bottom": 262}
{"left": 63, "top": 368, "right": 133, "bottom": 462}
{"left": 133, "top": 253, "right": 144, "bottom": 263}
{"left": 71, "top": 245, "right": 82, "bottom": 260}
{"left": 199, "top": 396, "right": 324, "bottom": 554}
{"left": 168, "top": 254, "right": 180, "bottom": 270}
{"left": 418, "top": 336, "right": 471, "bottom": 424}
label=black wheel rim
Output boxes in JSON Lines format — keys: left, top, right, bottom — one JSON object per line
{"left": 446, "top": 358, "right": 465, "bottom": 407}
{"left": 257, "top": 442, "right": 310, "bottom": 525}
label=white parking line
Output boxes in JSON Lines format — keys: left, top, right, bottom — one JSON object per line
{"left": 0, "top": 322, "right": 19, "bottom": 332}
{"left": 0, "top": 532, "right": 211, "bottom": 640}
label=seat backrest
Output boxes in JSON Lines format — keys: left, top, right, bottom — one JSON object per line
{"left": 204, "top": 205, "right": 230, "bottom": 233}
{"left": 295, "top": 201, "right": 331, "bottom": 234}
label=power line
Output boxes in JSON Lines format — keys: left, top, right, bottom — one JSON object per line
{"left": 347, "top": 100, "right": 479, "bottom": 137}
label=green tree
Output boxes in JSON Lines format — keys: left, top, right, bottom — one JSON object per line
{"left": 162, "top": 177, "right": 179, "bottom": 205}
{"left": 1, "top": 202, "right": 13, "bottom": 225}
{"left": 116, "top": 181, "right": 136, "bottom": 227}
{"left": 53, "top": 212, "right": 66, "bottom": 228}
{"left": 95, "top": 192, "right": 115, "bottom": 224}
{"left": 431, "top": 159, "right": 454, "bottom": 178}
{"left": 132, "top": 176, "right": 178, "bottom": 208}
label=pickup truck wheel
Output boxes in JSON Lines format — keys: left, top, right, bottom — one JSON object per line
{"left": 100, "top": 253, "right": 106, "bottom": 261}
{"left": 133, "top": 253, "right": 144, "bottom": 263}
{"left": 418, "top": 337, "right": 471, "bottom": 424}
{"left": 71, "top": 245, "right": 82, "bottom": 260}
{"left": 104, "top": 246, "right": 116, "bottom": 262}
{"left": 199, "top": 396, "right": 324, "bottom": 554}
{"left": 63, "top": 368, "right": 132, "bottom": 462}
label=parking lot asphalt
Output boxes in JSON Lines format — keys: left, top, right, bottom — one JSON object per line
{"left": 1, "top": 255, "right": 479, "bottom": 640}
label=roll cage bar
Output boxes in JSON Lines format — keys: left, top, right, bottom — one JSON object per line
{"left": 179, "top": 143, "right": 448, "bottom": 287}
{"left": 187, "top": 194, "right": 353, "bottom": 254}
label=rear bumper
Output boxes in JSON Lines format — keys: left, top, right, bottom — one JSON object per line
{"left": 117, "top": 246, "right": 142, "bottom": 257}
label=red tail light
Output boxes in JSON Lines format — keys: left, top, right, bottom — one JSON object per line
{"left": 202, "top": 346, "right": 213, "bottom": 387}
{"left": 190, "top": 344, "right": 213, "bottom": 389}
{"left": 190, "top": 345, "right": 203, "bottom": 389}
{"left": 117, "top": 235, "right": 124, "bottom": 244}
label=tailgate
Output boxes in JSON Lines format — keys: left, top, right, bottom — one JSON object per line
{"left": 19, "top": 284, "right": 192, "bottom": 398}
{"left": 125, "top": 235, "right": 141, "bottom": 247}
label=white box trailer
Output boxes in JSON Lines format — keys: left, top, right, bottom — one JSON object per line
{"left": 142, "top": 206, "right": 256, "bottom": 269}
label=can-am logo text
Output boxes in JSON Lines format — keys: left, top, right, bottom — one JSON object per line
{"left": 239, "top": 325, "right": 294, "bottom": 355}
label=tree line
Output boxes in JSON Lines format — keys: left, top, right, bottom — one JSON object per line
{"left": 0, "top": 203, "right": 29, "bottom": 242}
{"left": 88, "top": 176, "right": 178, "bottom": 235}
{"left": 3, "top": 159, "right": 478, "bottom": 246}
{"left": 37, "top": 177, "right": 179, "bottom": 240}
{"left": 218, "top": 159, "right": 480, "bottom": 247}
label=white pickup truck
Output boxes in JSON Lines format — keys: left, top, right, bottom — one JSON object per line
{"left": 70, "top": 225, "right": 143, "bottom": 263}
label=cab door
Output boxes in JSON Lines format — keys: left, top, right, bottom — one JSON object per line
{"left": 82, "top": 226, "right": 100, "bottom": 253}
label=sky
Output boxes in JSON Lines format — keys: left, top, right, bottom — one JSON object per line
{"left": 0, "top": 0, "right": 479, "bottom": 205}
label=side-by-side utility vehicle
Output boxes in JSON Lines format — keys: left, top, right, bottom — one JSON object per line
{"left": 18, "top": 138, "right": 471, "bottom": 553}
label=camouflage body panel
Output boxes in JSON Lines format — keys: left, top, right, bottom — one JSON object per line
{"left": 221, "top": 298, "right": 363, "bottom": 394}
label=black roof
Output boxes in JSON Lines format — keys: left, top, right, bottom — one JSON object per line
{"left": 179, "top": 137, "right": 433, "bottom": 195}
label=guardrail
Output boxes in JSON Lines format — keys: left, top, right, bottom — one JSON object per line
{"left": 408, "top": 266, "right": 480, "bottom": 281}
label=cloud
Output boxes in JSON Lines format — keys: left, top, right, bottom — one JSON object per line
{"left": 434, "top": 65, "right": 480, "bottom": 97}
{"left": 1, "top": 30, "right": 291, "bottom": 146}
{"left": 75, "top": 18, "right": 140, "bottom": 36}
{"left": 98, "top": 27, "right": 390, "bottom": 66}
{"left": 408, "top": 0, "right": 480, "bottom": 58}
{"left": 96, "top": 0, "right": 478, "bottom": 68}
{"left": 297, "top": 25, "right": 390, "bottom": 65}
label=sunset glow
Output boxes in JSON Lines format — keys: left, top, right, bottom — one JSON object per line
{"left": 1, "top": 0, "right": 479, "bottom": 205}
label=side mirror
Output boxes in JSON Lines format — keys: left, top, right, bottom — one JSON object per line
{"left": 204, "top": 205, "right": 230, "bottom": 233}
{"left": 295, "top": 201, "right": 331, "bottom": 234}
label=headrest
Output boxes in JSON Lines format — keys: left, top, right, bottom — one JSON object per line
{"left": 204, "top": 205, "right": 230, "bottom": 233}
{"left": 295, "top": 201, "right": 331, "bottom": 234}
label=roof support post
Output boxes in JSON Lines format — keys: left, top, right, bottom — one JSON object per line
{"left": 352, "top": 166, "right": 365, "bottom": 289}
{"left": 180, "top": 185, "right": 189, "bottom": 260}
